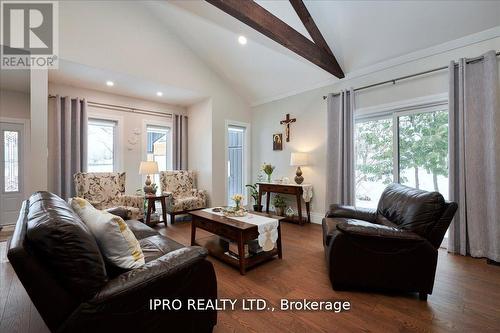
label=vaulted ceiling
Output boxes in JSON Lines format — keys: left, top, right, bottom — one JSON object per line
{"left": 149, "top": 0, "right": 500, "bottom": 105}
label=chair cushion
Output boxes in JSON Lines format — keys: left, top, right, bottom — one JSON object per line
{"left": 70, "top": 197, "right": 145, "bottom": 270}
{"left": 26, "top": 192, "right": 108, "bottom": 300}
{"left": 139, "top": 235, "right": 185, "bottom": 263}
{"left": 173, "top": 197, "right": 205, "bottom": 212}
{"left": 377, "top": 183, "right": 445, "bottom": 237}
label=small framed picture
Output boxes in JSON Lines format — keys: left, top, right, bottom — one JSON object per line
{"left": 273, "top": 133, "right": 283, "bottom": 150}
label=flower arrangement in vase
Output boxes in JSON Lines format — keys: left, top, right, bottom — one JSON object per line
{"left": 232, "top": 194, "right": 244, "bottom": 209}
{"left": 261, "top": 163, "right": 275, "bottom": 183}
{"left": 223, "top": 194, "right": 247, "bottom": 217}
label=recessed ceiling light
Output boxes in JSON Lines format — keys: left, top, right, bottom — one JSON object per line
{"left": 156, "top": 91, "right": 163, "bottom": 97}
{"left": 106, "top": 80, "right": 114, "bottom": 87}
{"left": 238, "top": 35, "right": 247, "bottom": 45}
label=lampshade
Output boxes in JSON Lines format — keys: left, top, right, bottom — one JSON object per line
{"left": 139, "top": 161, "right": 159, "bottom": 175}
{"left": 290, "top": 152, "right": 309, "bottom": 166}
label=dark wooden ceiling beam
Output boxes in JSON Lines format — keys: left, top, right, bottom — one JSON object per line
{"left": 289, "top": 0, "right": 335, "bottom": 58}
{"left": 205, "top": 0, "right": 345, "bottom": 78}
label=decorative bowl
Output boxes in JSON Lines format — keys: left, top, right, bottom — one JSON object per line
{"left": 222, "top": 207, "right": 248, "bottom": 217}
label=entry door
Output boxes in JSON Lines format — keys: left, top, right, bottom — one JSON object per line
{"left": 0, "top": 122, "right": 24, "bottom": 226}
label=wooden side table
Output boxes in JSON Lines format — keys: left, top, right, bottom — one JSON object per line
{"left": 257, "top": 182, "right": 313, "bottom": 225}
{"left": 144, "top": 194, "right": 168, "bottom": 226}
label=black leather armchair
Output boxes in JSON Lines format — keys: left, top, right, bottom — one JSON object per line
{"left": 323, "top": 183, "right": 457, "bottom": 300}
{"left": 8, "top": 192, "right": 217, "bottom": 332}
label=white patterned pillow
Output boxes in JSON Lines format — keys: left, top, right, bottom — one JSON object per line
{"left": 70, "top": 197, "right": 145, "bottom": 269}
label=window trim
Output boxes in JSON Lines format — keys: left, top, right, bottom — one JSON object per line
{"left": 87, "top": 111, "right": 123, "bottom": 172}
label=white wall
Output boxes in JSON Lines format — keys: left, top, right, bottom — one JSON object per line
{"left": 188, "top": 98, "right": 213, "bottom": 203}
{"left": 252, "top": 37, "right": 500, "bottom": 223}
{"left": 56, "top": 0, "right": 252, "bottom": 205}
{"left": 48, "top": 82, "right": 186, "bottom": 194}
{"left": 0, "top": 90, "right": 30, "bottom": 119}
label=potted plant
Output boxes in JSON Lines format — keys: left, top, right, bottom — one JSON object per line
{"left": 272, "top": 194, "right": 287, "bottom": 216}
{"left": 246, "top": 183, "right": 263, "bottom": 212}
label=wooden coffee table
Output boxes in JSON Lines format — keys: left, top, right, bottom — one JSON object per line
{"left": 189, "top": 209, "right": 285, "bottom": 275}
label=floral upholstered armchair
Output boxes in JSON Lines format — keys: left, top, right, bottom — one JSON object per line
{"left": 159, "top": 170, "right": 207, "bottom": 223}
{"left": 73, "top": 172, "right": 144, "bottom": 220}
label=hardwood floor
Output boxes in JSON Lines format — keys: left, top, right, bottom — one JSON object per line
{"left": 1, "top": 221, "right": 499, "bottom": 333}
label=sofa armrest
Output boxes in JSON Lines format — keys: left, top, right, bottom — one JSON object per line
{"left": 105, "top": 206, "right": 130, "bottom": 220}
{"left": 326, "top": 204, "right": 377, "bottom": 222}
{"left": 90, "top": 246, "right": 208, "bottom": 303}
{"left": 61, "top": 246, "right": 217, "bottom": 332}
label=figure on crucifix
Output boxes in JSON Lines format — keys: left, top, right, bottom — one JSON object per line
{"left": 280, "top": 113, "right": 296, "bottom": 142}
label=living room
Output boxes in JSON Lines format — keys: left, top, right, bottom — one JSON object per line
{"left": 0, "top": 1, "right": 499, "bottom": 332}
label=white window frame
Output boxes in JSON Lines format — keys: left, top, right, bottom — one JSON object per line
{"left": 225, "top": 120, "right": 250, "bottom": 206}
{"left": 87, "top": 111, "right": 123, "bottom": 172}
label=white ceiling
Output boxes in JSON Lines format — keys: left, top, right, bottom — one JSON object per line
{"left": 150, "top": 0, "right": 500, "bottom": 105}
{"left": 49, "top": 60, "right": 205, "bottom": 107}
{"left": 45, "top": 1, "right": 500, "bottom": 107}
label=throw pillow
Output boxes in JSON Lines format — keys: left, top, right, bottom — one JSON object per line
{"left": 70, "top": 197, "right": 145, "bottom": 269}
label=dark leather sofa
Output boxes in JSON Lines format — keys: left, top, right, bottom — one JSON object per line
{"left": 323, "top": 183, "right": 457, "bottom": 300}
{"left": 7, "top": 191, "right": 217, "bottom": 332}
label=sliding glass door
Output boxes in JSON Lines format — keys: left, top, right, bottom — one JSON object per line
{"left": 355, "top": 105, "right": 449, "bottom": 208}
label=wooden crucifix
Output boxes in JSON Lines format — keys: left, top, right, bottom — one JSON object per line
{"left": 280, "top": 113, "right": 296, "bottom": 142}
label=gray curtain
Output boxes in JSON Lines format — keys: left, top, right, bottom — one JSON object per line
{"left": 448, "top": 50, "right": 500, "bottom": 262}
{"left": 325, "top": 89, "right": 355, "bottom": 209}
{"left": 49, "top": 96, "right": 88, "bottom": 199}
{"left": 172, "top": 114, "right": 188, "bottom": 170}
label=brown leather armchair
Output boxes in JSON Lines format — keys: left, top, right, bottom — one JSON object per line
{"left": 323, "top": 183, "right": 457, "bottom": 300}
{"left": 7, "top": 192, "right": 217, "bottom": 332}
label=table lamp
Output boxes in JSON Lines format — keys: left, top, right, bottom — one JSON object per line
{"left": 139, "top": 161, "right": 159, "bottom": 195}
{"left": 290, "top": 152, "right": 309, "bottom": 185}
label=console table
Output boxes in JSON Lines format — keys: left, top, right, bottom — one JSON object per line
{"left": 257, "top": 182, "right": 313, "bottom": 225}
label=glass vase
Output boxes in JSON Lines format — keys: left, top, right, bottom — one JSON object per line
{"left": 267, "top": 174, "right": 272, "bottom": 183}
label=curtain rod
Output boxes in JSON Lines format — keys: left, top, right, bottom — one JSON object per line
{"left": 322, "top": 51, "right": 500, "bottom": 99}
{"left": 48, "top": 94, "right": 173, "bottom": 118}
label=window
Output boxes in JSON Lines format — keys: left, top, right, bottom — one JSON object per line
{"left": 355, "top": 117, "right": 393, "bottom": 208}
{"left": 398, "top": 110, "right": 449, "bottom": 198}
{"left": 227, "top": 125, "right": 246, "bottom": 205}
{"left": 146, "top": 125, "right": 171, "bottom": 185}
{"left": 3, "top": 130, "right": 19, "bottom": 192}
{"left": 355, "top": 105, "right": 449, "bottom": 208}
{"left": 87, "top": 119, "right": 117, "bottom": 172}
